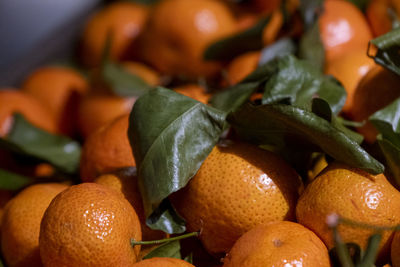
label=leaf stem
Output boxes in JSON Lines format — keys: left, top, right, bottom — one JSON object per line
{"left": 131, "top": 231, "right": 199, "bottom": 247}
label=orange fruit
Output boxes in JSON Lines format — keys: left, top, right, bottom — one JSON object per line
{"left": 366, "top": 0, "right": 394, "bottom": 37}
{"left": 94, "top": 168, "right": 165, "bottom": 241}
{"left": 0, "top": 89, "right": 57, "bottom": 136}
{"left": 224, "top": 51, "right": 260, "bottom": 86}
{"left": 81, "top": 1, "right": 149, "bottom": 67}
{"left": 78, "top": 62, "right": 159, "bottom": 138}
{"left": 296, "top": 162, "right": 400, "bottom": 262}
{"left": 319, "top": 0, "right": 373, "bottom": 62}
{"left": 347, "top": 65, "right": 400, "bottom": 143}
{"left": 171, "top": 142, "right": 303, "bottom": 254}
{"left": 22, "top": 66, "right": 88, "bottom": 136}
{"left": 262, "top": 10, "right": 284, "bottom": 45}
{"left": 392, "top": 231, "right": 400, "bottom": 267}
{"left": 1, "top": 183, "right": 68, "bottom": 267}
{"left": 174, "top": 84, "right": 211, "bottom": 104}
{"left": 132, "top": 258, "right": 194, "bottom": 267}
{"left": 122, "top": 62, "right": 160, "bottom": 86}
{"left": 223, "top": 221, "right": 330, "bottom": 267}
{"left": 137, "top": 0, "right": 236, "bottom": 78}
{"left": 324, "top": 50, "right": 375, "bottom": 114}
{"left": 78, "top": 95, "right": 135, "bottom": 139}
{"left": 39, "top": 183, "right": 142, "bottom": 266}
{"left": 80, "top": 114, "right": 135, "bottom": 181}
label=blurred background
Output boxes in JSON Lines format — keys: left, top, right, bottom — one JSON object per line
{"left": 0, "top": 0, "right": 102, "bottom": 86}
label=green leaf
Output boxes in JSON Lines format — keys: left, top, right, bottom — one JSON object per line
{"left": 299, "top": 21, "right": 325, "bottom": 70}
{"left": 0, "top": 114, "right": 81, "bottom": 174}
{"left": 299, "top": 0, "right": 324, "bottom": 29}
{"left": 331, "top": 227, "right": 356, "bottom": 267}
{"left": 0, "top": 168, "right": 32, "bottom": 191}
{"left": 262, "top": 55, "right": 345, "bottom": 114}
{"left": 146, "top": 199, "right": 186, "bottom": 234}
{"left": 128, "top": 87, "right": 227, "bottom": 233}
{"left": 259, "top": 38, "right": 297, "bottom": 65}
{"left": 228, "top": 103, "right": 384, "bottom": 174}
{"left": 345, "top": 0, "right": 370, "bottom": 11}
{"left": 143, "top": 240, "right": 182, "bottom": 260}
{"left": 203, "top": 16, "right": 271, "bottom": 61}
{"left": 357, "top": 233, "right": 381, "bottom": 267}
{"left": 369, "top": 97, "right": 400, "bottom": 186}
{"left": 369, "top": 27, "right": 400, "bottom": 76}
{"left": 102, "top": 62, "right": 152, "bottom": 97}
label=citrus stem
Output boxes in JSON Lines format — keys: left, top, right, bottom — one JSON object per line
{"left": 332, "top": 227, "right": 355, "bottom": 267}
{"left": 339, "top": 217, "right": 400, "bottom": 231}
{"left": 131, "top": 231, "right": 199, "bottom": 247}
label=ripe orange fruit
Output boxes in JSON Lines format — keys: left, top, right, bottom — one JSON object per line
{"left": 324, "top": 50, "right": 375, "bottom": 114}
{"left": 132, "top": 258, "right": 194, "bottom": 267}
{"left": 347, "top": 65, "right": 400, "bottom": 143}
{"left": 137, "top": 0, "right": 236, "bottom": 78}
{"left": 171, "top": 142, "right": 303, "bottom": 254}
{"left": 319, "top": 0, "right": 373, "bottom": 62}
{"left": 392, "top": 231, "right": 400, "bottom": 267}
{"left": 224, "top": 51, "right": 260, "bottom": 86}
{"left": 296, "top": 162, "right": 400, "bottom": 261}
{"left": 94, "top": 168, "right": 165, "bottom": 241}
{"left": 223, "top": 221, "right": 330, "bottom": 267}
{"left": 78, "top": 95, "right": 135, "bottom": 139}
{"left": 174, "top": 84, "right": 211, "bottom": 104}
{"left": 122, "top": 62, "right": 160, "bottom": 86}
{"left": 0, "top": 89, "right": 57, "bottom": 136}
{"left": 80, "top": 114, "right": 135, "bottom": 181}
{"left": 1, "top": 183, "right": 68, "bottom": 267}
{"left": 81, "top": 1, "right": 149, "bottom": 67}
{"left": 262, "top": 10, "right": 284, "bottom": 45}
{"left": 78, "top": 62, "right": 159, "bottom": 138}
{"left": 366, "top": 0, "right": 394, "bottom": 37}
{"left": 22, "top": 66, "right": 88, "bottom": 136}
{"left": 39, "top": 183, "right": 142, "bottom": 266}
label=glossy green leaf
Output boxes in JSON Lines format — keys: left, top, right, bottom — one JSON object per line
{"left": 129, "top": 87, "right": 226, "bottom": 233}
{"left": 262, "top": 55, "right": 345, "bottom": 114}
{"left": 102, "top": 62, "right": 152, "bottom": 97}
{"left": 259, "top": 38, "right": 296, "bottom": 65}
{"left": 228, "top": 103, "right": 384, "bottom": 174}
{"left": 203, "top": 16, "right": 271, "bottom": 61}
{"left": 369, "top": 97, "right": 400, "bottom": 186}
{"left": 143, "top": 240, "right": 182, "bottom": 260}
{"left": 0, "top": 114, "right": 81, "bottom": 174}
{"left": 299, "top": 21, "right": 325, "bottom": 70}
{"left": 0, "top": 168, "right": 32, "bottom": 191}
{"left": 146, "top": 199, "right": 186, "bottom": 234}
{"left": 369, "top": 27, "right": 400, "bottom": 76}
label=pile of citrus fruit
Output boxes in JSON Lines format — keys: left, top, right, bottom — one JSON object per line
{"left": 2, "top": 0, "right": 400, "bottom": 266}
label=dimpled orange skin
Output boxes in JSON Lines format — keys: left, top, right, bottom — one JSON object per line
{"left": 80, "top": 114, "right": 135, "bottom": 181}
{"left": 224, "top": 51, "right": 260, "bottom": 86}
{"left": 39, "top": 183, "right": 141, "bottom": 267}
{"left": 22, "top": 66, "right": 88, "bottom": 136}
{"left": 81, "top": 2, "right": 149, "bottom": 67}
{"left": 296, "top": 162, "right": 400, "bottom": 262}
{"left": 392, "top": 232, "right": 400, "bottom": 267}
{"left": 319, "top": 0, "right": 373, "bottom": 62}
{"left": 1, "top": 183, "right": 68, "bottom": 267}
{"left": 366, "top": 0, "right": 393, "bottom": 37}
{"left": 132, "top": 258, "right": 195, "bottom": 267}
{"left": 94, "top": 169, "right": 165, "bottom": 241}
{"left": 347, "top": 65, "right": 400, "bottom": 143}
{"left": 137, "top": 0, "right": 236, "bottom": 78}
{"left": 324, "top": 50, "right": 375, "bottom": 114}
{"left": 171, "top": 142, "right": 303, "bottom": 254}
{"left": 174, "top": 84, "right": 211, "bottom": 104}
{"left": 0, "top": 89, "right": 57, "bottom": 136}
{"left": 223, "top": 221, "right": 330, "bottom": 267}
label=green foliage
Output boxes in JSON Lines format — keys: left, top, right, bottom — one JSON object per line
{"left": 0, "top": 114, "right": 81, "bottom": 174}
{"left": 0, "top": 169, "right": 32, "bottom": 191}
